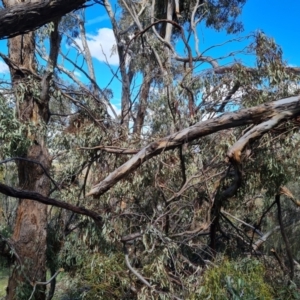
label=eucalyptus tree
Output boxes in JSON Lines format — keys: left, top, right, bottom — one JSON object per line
{"left": 1, "top": 0, "right": 61, "bottom": 298}
{"left": 0, "top": 0, "right": 300, "bottom": 299}
{"left": 0, "top": 1, "right": 100, "bottom": 299}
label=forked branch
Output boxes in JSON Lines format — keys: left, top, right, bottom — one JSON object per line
{"left": 87, "top": 95, "right": 300, "bottom": 197}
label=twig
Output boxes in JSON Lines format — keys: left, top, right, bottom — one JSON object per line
{"left": 0, "top": 157, "right": 60, "bottom": 191}
{"left": 28, "top": 268, "right": 63, "bottom": 300}
{"left": 123, "top": 245, "right": 152, "bottom": 288}
{"left": 221, "top": 209, "right": 263, "bottom": 236}
{"left": 276, "top": 194, "right": 294, "bottom": 280}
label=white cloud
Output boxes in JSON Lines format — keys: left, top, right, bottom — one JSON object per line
{"left": 74, "top": 71, "right": 81, "bottom": 78}
{"left": 0, "top": 61, "right": 9, "bottom": 74}
{"left": 86, "top": 15, "right": 109, "bottom": 26}
{"left": 77, "top": 28, "right": 119, "bottom": 65}
{"left": 108, "top": 104, "right": 121, "bottom": 118}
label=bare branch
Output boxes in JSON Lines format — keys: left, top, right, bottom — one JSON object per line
{"left": 87, "top": 95, "right": 300, "bottom": 197}
{"left": 28, "top": 269, "right": 63, "bottom": 300}
{"left": 0, "top": 157, "right": 60, "bottom": 191}
{"left": 80, "top": 145, "right": 140, "bottom": 154}
{"left": 252, "top": 226, "right": 280, "bottom": 251}
{"left": 221, "top": 209, "right": 263, "bottom": 236}
{"left": 276, "top": 194, "right": 294, "bottom": 280}
{"left": 124, "top": 245, "right": 183, "bottom": 300}
{"left": 124, "top": 246, "right": 153, "bottom": 288}
{"left": 0, "top": 182, "right": 102, "bottom": 223}
{"left": 227, "top": 111, "right": 294, "bottom": 164}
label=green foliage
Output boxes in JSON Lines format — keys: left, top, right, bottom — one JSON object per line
{"left": 274, "top": 281, "right": 300, "bottom": 300}
{"left": 1, "top": 1, "right": 300, "bottom": 300}
{"left": 79, "top": 253, "right": 131, "bottom": 300}
{"left": 53, "top": 250, "right": 132, "bottom": 300}
{"left": 193, "top": 257, "right": 274, "bottom": 300}
{"left": 15, "top": 281, "right": 34, "bottom": 300}
{"left": 0, "top": 266, "right": 9, "bottom": 298}
{"left": 0, "top": 96, "right": 30, "bottom": 158}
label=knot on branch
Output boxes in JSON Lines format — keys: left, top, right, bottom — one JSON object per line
{"left": 226, "top": 149, "right": 242, "bottom": 164}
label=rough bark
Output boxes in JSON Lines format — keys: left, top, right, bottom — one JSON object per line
{"left": 7, "top": 66, "right": 49, "bottom": 297}
{"left": 0, "top": 0, "right": 88, "bottom": 39}
{"left": 2, "top": 1, "right": 58, "bottom": 298}
{"left": 87, "top": 95, "right": 300, "bottom": 197}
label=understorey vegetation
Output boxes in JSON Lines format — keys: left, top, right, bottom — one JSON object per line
{"left": 0, "top": 0, "right": 300, "bottom": 299}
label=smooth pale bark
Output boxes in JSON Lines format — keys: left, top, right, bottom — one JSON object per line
{"left": 87, "top": 95, "right": 300, "bottom": 197}
{"left": 164, "top": 0, "right": 174, "bottom": 43}
{"left": 103, "top": 0, "right": 131, "bottom": 128}
{"left": 77, "top": 12, "right": 97, "bottom": 93}
{"left": 133, "top": 74, "right": 152, "bottom": 136}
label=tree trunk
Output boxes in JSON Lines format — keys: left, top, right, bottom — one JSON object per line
{"left": 3, "top": 1, "right": 51, "bottom": 299}
{"left": 103, "top": 0, "right": 131, "bottom": 129}
{"left": 133, "top": 74, "right": 152, "bottom": 136}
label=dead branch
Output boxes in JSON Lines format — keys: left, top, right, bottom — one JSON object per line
{"left": 80, "top": 145, "right": 140, "bottom": 154}
{"left": 28, "top": 268, "right": 63, "bottom": 300}
{"left": 87, "top": 95, "right": 300, "bottom": 197}
{"left": 280, "top": 186, "right": 300, "bottom": 206}
{"left": 0, "top": 182, "right": 102, "bottom": 223}
{"left": 276, "top": 194, "right": 294, "bottom": 280}
{"left": 227, "top": 111, "right": 295, "bottom": 164}
{"left": 252, "top": 226, "right": 280, "bottom": 251}
{"left": 221, "top": 209, "right": 263, "bottom": 236}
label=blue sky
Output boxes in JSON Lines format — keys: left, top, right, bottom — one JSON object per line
{"left": 243, "top": 0, "right": 300, "bottom": 66}
{"left": 84, "top": 0, "right": 300, "bottom": 109}
{"left": 0, "top": 0, "right": 299, "bottom": 111}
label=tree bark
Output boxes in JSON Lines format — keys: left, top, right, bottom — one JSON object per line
{"left": 87, "top": 95, "right": 300, "bottom": 197}
{"left": 3, "top": 1, "right": 52, "bottom": 299}
{"left": 103, "top": 0, "right": 131, "bottom": 129}
{"left": 133, "top": 73, "right": 152, "bottom": 136}
{"left": 0, "top": 0, "right": 88, "bottom": 39}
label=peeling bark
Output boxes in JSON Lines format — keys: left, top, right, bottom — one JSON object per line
{"left": 87, "top": 95, "right": 300, "bottom": 197}
{"left": 2, "top": 1, "right": 61, "bottom": 298}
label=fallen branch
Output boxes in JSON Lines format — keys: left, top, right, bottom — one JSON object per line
{"left": 123, "top": 245, "right": 183, "bottom": 300}
{"left": 252, "top": 226, "right": 280, "bottom": 251}
{"left": 87, "top": 95, "right": 300, "bottom": 197}
{"left": 221, "top": 209, "right": 263, "bottom": 237}
{"left": 280, "top": 185, "right": 300, "bottom": 206}
{"left": 227, "top": 111, "right": 293, "bottom": 163}
{"left": 80, "top": 145, "right": 140, "bottom": 154}
{"left": 276, "top": 194, "right": 294, "bottom": 280}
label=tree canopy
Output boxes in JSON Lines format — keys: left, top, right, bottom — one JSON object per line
{"left": 0, "top": 0, "right": 300, "bottom": 299}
